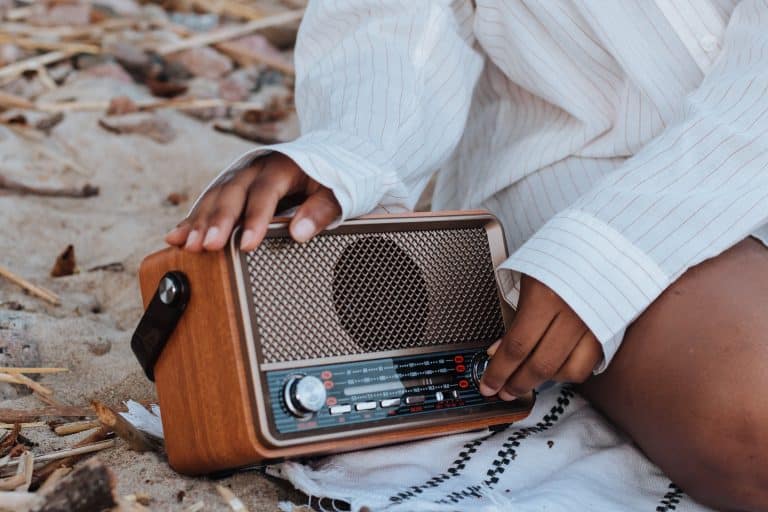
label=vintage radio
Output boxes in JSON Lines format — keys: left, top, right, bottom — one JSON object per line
{"left": 132, "top": 211, "right": 534, "bottom": 475}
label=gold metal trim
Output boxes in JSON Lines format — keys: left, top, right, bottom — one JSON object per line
{"left": 483, "top": 215, "right": 517, "bottom": 327}
{"left": 265, "top": 211, "right": 504, "bottom": 233}
{"left": 229, "top": 226, "right": 283, "bottom": 448}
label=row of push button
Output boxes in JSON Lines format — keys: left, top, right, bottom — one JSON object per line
{"left": 329, "top": 398, "right": 401, "bottom": 415}
{"left": 328, "top": 390, "right": 462, "bottom": 415}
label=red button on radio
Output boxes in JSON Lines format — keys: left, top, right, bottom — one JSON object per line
{"left": 458, "top": 379, "right": 469, "bottom": 389}
{"left": 321, "top": 370, "right": 333, "bottom": 380}
{"left": 454, "top": 355, "right": 465, "bottom": 364}
{"left": 324, "top": 380, "right": 334, "bottom": 390}
{"left": 326, "top": 397, "right": 337, "bottom": 407}
{"left": 455, "top": 364, "right": 466, "bottom": 373}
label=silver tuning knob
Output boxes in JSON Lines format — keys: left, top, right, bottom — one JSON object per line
{"left": 471, "top": 352, "right": 490, "bottom": 388}
{"left": 283, "top": 375, "right": 327, "bottom": 417}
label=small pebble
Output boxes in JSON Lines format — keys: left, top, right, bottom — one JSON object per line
{"left": 87, "top": 337, "right": 112, "bottom": 356}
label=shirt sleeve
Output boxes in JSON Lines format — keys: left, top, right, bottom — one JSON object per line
{"left": 192, "top": 0, "right": 484, "bottom": 221}
{"left": 498, "top": 0, "right": 768, "bottom": 372}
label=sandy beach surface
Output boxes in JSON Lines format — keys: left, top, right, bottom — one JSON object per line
{"left": 0, "top": 74, "right": 303, "bottom": 510}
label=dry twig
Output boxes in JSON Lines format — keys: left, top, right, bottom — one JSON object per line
{"left": 87, "top": 262, "right": 124, "bottom": 273}
{"left": 0, "top": 18, "right": 138, "bottom": 41}
{"left": 0, "top": 88, "right": 268, "bottom": 114}
{"left": 0, "top": 368, "right": 67, "bottom": 375}
{"left": 0, "top": 90, "right": 35, "bottom": 110}
{"left": 0, "top": 471, "right": 28, "bottom": 491}
{"left": 2, "top": 439, "right": 115, "bottom": 470}
{"left": 0, "top": 372, "right": 56, "bottom": 408}
{"left": 216, "top": 485, "right": 249, "bottom": 512}
{"left": 31, "top": 427, "right": 111, "bottom": 487}
{"left": 0, "top": 35, "right": 100, "bottom": 55}
{"left": 0, "top": 264, "right": 60, "bottom": 306}
{"left": 0, "top": 424, "right": 21, "bottom": 458}
{"left": 0, "top": 173, "right": 99, "bottom": 199}
{"left": 36, "top": 467, "right": 70, "bottom": 494}
{"left": 0, "top": 422, "right": 46, "bottom": 429}
{"left": 0, "top": 406, "right": 92, "bottom": 423}
{"left": 92, "top": 401, "right": 157, "bottom": 452}
{"left": 0, "top": 490, "right": 42, "bottom": 510}
{"left": 16, "top": 450, "right": 33, "bottom": 492}
{"left": 157, "top": 9, "right": 304, "bottom": 55}
{"left": 188, "top": 0, "right": 266, "bottom": 21}
{"left": 216, "top": 39, "right": 294, "bottom": 75}
{"left": 0, "top": 50, "right": 76, "bottom": 83}
{"left": 53, "top": 420, "right": 100, "bottom": 437}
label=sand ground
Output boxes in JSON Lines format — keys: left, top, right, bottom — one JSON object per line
{"left": 0, "top": 74, "right": 304, "bottom": 510}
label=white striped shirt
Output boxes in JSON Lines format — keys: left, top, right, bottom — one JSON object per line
{"left": 201, "top": 0, "right": 768, "bottom": 371}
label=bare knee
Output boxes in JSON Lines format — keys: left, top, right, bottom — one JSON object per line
{"left": 661, "top": 396, "right": 768, "bottom": 511}
{"left": 580, "top": 238, "right": 768, "bottom": 510}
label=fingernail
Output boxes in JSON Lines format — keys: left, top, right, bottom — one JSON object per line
{"left": 487, "top": 339, "right": 502, "bottom": 356}
{"left": 291, "top": 218, "right": 316, "bottom": 243}
{"left": 478, "top": 382, "right": 495, "bottom": 397}
{"left": 165, "top": 226, "right": 184, "bottom": 243}
{"left": 203, "top": 227, "right": 220, "bottom": 248}
{"left": 184, "top": 229, "right": 200, "bottom": 249}
{"left": 240, "top": 229, "right": 256, "bottom": 250}
{"left": 498, "top": 390, "right": 517, "bottom": 401}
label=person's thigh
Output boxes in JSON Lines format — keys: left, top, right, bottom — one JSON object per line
{"left": 579, "top": 237, "right": 768, "bottom": 512}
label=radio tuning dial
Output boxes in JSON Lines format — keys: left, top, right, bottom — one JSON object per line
{"left": 284, "top": 375, "right": 327, "bottom": 417}
{"left": 471, "top": 352, "right": 490, "bottom": 388}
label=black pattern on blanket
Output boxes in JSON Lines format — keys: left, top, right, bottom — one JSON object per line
{"left": 389, "top": 386, "right": 575, "bottom": 505}
{"left": 387, "top": 385, "right": 689, "bottom": 511}
{"left": 437, "top": 387, "right": 576, "bottom": 505}
{"left": 657, "top": 483, "right": 685, "bottom": 511}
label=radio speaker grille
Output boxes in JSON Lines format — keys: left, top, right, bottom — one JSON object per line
{"left": 244, "top": 227, "right": 505, "bottom": 364}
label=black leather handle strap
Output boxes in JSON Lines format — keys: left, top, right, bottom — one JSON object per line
{"left": 131, "top": 271, "right": 190, "bottom": 381}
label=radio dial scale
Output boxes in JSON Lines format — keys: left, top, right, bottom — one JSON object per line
{"left": 268, "top": 347, "right": 504, "bottom": 437}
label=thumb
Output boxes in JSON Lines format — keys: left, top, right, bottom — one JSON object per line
{"left": 289, "top": 187, "right": 341, "bottom": 243}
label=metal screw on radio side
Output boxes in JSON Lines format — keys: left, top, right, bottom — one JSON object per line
{"left": 158, "top": 275, "right": 180, "bottom": 305}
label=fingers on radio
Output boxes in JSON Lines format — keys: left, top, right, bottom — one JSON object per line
{"left": 166, "top": 154, "right": 341, "bottom": 252}
{"left": 496, "top": 314, "right": 583, "bottom": 400}
{"left": 290, "top": 188, "right": 341, "bottom": 243}
{"left": 165, "top": 161, "right": 265, "bottom": 252}
{"left": 552, "top": 332, "right": 601, "bottom": 384}
{"left": 240, "top": 161, "right": 297, "bottom": 251}
{"left": 478, "top": 305, "right": 554, "bottom": 399}
{"left": 480, "top": 313, "right": 600, "bottom": 400}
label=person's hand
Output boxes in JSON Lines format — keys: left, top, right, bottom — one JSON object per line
{"left": 165, "top": 153, "right": 341, "bottom": 252}
{"left": 479, "top": 274, "right": 602, "bottom": 400}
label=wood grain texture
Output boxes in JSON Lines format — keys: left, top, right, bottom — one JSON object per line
{"left": 138, "top": 214, "right": 532, "bottom": 475}
{"left": 139, "top": 247, "right": 261, "bottom": 474}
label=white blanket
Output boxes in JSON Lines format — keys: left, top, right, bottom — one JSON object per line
{"left": 122, "top": 387, "right": 713, "bottom": 512}
{"left": 267, "top": 386, "right": 712, "bottom": 512}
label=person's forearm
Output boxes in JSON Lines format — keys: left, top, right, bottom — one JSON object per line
{"left": 499, "top": 0, "right": 768, "bottom": 371}
{"left": 191, "top": 0, "right": 484, "bottom": 223}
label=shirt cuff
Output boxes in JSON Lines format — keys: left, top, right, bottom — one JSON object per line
{"left": 189, "top": 130, "right": 398, "bottom": 224}
{"left": 496, "top": 209, "right": 670, "bottom": 373}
